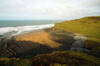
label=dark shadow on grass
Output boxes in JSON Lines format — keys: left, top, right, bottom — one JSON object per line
{"left": 49, "top": 31, "right": 75, "bottom": 50}
{"left": 0, "top": 32, "right": 75, "bottom": 58}
{"left": 85, "top": 39, "right": 100, "bottom": 58}
{"left": 0, "top": 38, "right": 55, "bottom": 58}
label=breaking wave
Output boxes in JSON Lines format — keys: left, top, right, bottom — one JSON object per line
{"left": 0, "top": 24, "right": 54, "bottom": 36}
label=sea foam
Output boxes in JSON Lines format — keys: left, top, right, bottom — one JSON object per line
{"left": 0, "top": 24, "right": 54, "bottom": 36}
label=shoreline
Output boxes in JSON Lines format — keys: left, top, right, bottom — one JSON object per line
{"left": 0, "top": 27, "right": 53, "bottom": 45}
{"left": 0, "top": 24, "right": 54, "bottom": 39}
{"left": 14, "top": 27, "right": 52, "bottom": 38}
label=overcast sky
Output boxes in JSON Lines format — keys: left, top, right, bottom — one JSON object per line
{"left": 0, "top": 0, "right": 100, "bottom": 20}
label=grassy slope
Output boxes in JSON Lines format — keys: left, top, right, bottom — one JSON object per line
{"left": 54, "top": 16, "right": 100, "bottom": 38}
{"left": 1, "top": 51, "right": 100, "bottom": 66}
{"left": 54, "top": 16, "right": 100, "bottom": 50}
{"left": 32, "top": 51, "right": 100, "bottom": 66}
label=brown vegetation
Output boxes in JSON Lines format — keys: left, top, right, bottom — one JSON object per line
{"left": 15, "top": 30, "right": 61, "bottom": 48}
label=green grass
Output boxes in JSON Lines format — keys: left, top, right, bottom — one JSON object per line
{"left": 54, "top": 16, "right": 100, "bottom": 57}
{"left": 0, "top": 58, "right": 31, "bottom": 66}
{"left": 32, "top": 51, "right": 100, "bottom": 66}
{"left": 0, "top": 51, "right": 100, "bottom": 66}
{"left": 54, "top": 16, "right": 100, "bottom": 38}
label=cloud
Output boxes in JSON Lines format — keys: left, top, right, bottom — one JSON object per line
{"left": 0, "top": 0, "right": 100, "bottom": 20}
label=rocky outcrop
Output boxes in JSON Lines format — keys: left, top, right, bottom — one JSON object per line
{"left": 71, "top": 34, "right": 89, "bottom": 52}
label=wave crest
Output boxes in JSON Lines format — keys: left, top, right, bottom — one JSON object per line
{"left": 0, "top": 24, "right": 54, "bottom": 36}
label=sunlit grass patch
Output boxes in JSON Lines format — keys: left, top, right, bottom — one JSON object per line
{"left": 54, "top": 16, "right": 100, "bottom": 38}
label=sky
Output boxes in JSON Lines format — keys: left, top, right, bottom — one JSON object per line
{"left": 0, "top": 0, "right": 100, "bottom": 20}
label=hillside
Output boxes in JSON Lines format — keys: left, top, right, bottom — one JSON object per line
{"left": 0, "top": 29, "right": 74, "bottom": 58}
{"left": 54, "top": 16, "right": 100, "bottom": 57}
{"left": 54, "top": 16, "right": 100, "bottom": 38}
{"left": 32, "top": 51, "right": 100, "bottom": 66}
{"left": 0, "top": 51, "right": 100, "bottom": 66}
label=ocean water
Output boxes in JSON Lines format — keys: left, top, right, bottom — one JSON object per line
{"left": 0, "top": 20, "right": 61, "bottom": 38}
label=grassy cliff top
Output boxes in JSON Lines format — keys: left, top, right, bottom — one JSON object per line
{"left": 54, "top": 16, "right": 100, "bottom": 38}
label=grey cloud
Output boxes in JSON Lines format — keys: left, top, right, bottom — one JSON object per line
{"left": 0, "top": 0, "right": 100, "bottom": 20}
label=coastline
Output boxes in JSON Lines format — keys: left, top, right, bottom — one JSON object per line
{"left": 14, "top": 27, "right": 52, "bottom": 37}
{"left": 0, "top": 25, "right": 74, "bottom": 57}
{"left": 0, "top": 24, "right": 55, "bottom": 39}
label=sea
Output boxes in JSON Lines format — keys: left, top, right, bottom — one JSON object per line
{"left": 0, "top": 20, "right": 61, "bottom": 38}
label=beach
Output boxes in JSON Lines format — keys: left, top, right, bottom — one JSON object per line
{"left": 0, "top": 20, "right": 62, "bottom": 39}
